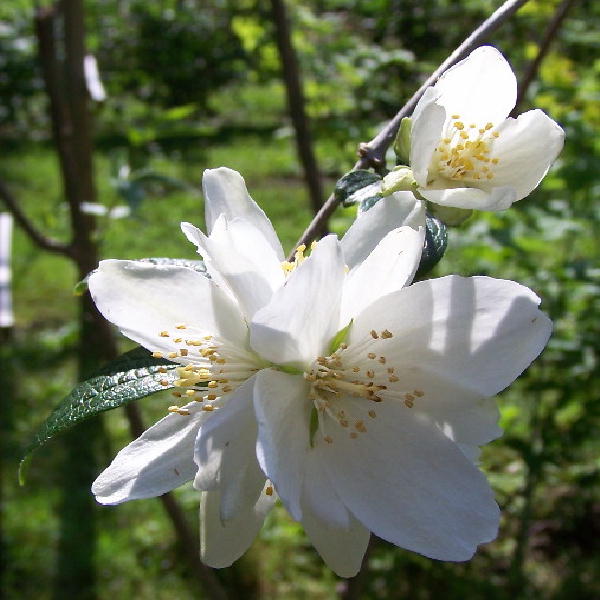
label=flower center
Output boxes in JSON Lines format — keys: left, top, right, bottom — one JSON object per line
{"left": 432, "top": 115, "right": 501, "bottom": 185}
{"left": 151, "top": 325, "right": 261, "bottom": 415}
{"left": 304, "top": 328, "right": 426, "bottom": 444}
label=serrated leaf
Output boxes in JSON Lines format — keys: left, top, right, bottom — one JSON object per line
{"left": 334, "top": 170, "right": 382, "bottom": 207}
{"left": 416, "top": 215, "right": 448, "bottom": 278}
{"left": 20, "top": 347, "right": 178, "bottom": 481}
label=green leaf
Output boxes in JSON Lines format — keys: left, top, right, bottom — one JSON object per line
{"left": 334, "top": 170, "right": 382, "bottom": 208}
{"left": 19, "top": 347, "right": 178, "bottom": 482}
{"left": 416, "top": 215, "right": 448, "bottom": 278}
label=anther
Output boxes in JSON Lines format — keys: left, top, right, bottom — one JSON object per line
{"left": 381, "top": 330, "right": 393, "bottom": 339}
{"left": 265, "top": 485, "right": 274, "bottom": 496}
{"left": 152, "top": 352, "right": 163, "bottom": 358}
{"left": 367, "top": 352, "right": 376, "bottom": 359}
{"left": 160, "top": 331, "right": 170, "bottom": 337}
{"left": 324, "top": 435, "right": 333, "bottom": 444}
{"left": 368, "top": 410, "right": 377, "bottom": 418}
{"left": 370, "top": 330, "right": 379, "bottom": 339}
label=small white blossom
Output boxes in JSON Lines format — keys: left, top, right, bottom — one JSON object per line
{"left": 410, "top": 46, "right": 564, "bottom": 210}
{"left": 89, "top": 168, "right": 551, "bottom": 577}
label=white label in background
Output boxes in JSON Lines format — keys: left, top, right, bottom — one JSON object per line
{"left": 0, "top": 212, "right": 14, "bottom": 328}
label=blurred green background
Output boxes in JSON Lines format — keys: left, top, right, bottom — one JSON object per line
{"left": 1, "top": 0, "right": 598, "bottom": 598}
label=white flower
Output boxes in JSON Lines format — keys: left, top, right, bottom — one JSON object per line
{"left": 410, "top": 46, "right": 564, "bottom": 210}
{"left": 89, "top": 173, "right": 551, "bottom": 576}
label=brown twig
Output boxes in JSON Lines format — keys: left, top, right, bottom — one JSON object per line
{"left": 288, "top": 0, "right": 530, "bottom": 258}
{"left": 0, "top": 179, "right": 72, "bottom": 256}
{"left": 511, "top": 0, "right": 578, "bottom": 116}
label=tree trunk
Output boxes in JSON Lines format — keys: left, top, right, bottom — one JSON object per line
{"left": 269, "top": 0, "right": 327, "bottom": 235}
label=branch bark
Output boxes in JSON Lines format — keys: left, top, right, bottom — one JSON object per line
{"left": 289, "top": 0, "right": 531, "bottom": 258}
{"left": 511, "top": 0, "right": 578, "bottom": 116}
{"left": 0, "top": 179, "right": 72, "bottom": 256}
{"left": 270, "top": 0, "right": 326, "bottom": 234}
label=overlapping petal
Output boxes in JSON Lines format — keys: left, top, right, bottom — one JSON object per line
{"left": 340, "top": 225, "right": 424, "bottom": 325}
{"left": 202, "top": 167, "right": 284, "bottom": 259}
{"left": 200, "top": 485, "right": 276, "bottom": 569}
{"left": 340, "top": 192, "right": 425, "bottom": 268}
{"left": 88, "top": 260, "right": 249, "bottom": 353}
{"left": 250, "top": 235, "right": 344, "bottom": 367}
{"left": 350, "top": 275, "right": 552, "bottom": 398}
{"left": 92, "top": 400, "right": 210, "bottom": 505}
{"left": 182, "top": 216, "right": 284, "bottom": 319}
{"left": 253, "top": 369, "right": 311, "bottom": 521}
{"left": 321, "top": 396, "right": 499, "bottom": 561}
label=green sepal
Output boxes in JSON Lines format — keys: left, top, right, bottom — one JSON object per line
{"left": 19, "top": 346, "right": 178, "bottom": 483}
{"left": 277, "top": 364, "right": 304, "bottom": 376}
{"left": 334, "top": 170, "right": 382, "bottom": 208}
{"left": 328, "top": 319, "right": 353, "bottom": 354}
{"left": 427, "top": 203, "right": 473, "bottom": 227}
{"left": 415, "top": 214, "right": 448, "bottom": 278}
{"left": 393, "top": 117, "right": 412, "bottom": 165}
{"left": 73, "top": 278, "right": 89, "bottom": 296}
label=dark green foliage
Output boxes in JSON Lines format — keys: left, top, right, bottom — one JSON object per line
{"left": 416, "top": 214, "right": 448, "bottom": 278}
{"left": 20, "top": 347, "right": 177, "bottom": 477}
{"left": 334, "top": 169, "right": 382, "bottom": 207}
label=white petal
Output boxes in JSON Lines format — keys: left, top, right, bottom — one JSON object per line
{"left": 419, "top": 186, "right": 516, "bottom": 211}
{"left": 323, "top": 396, "right": 500, "bottom": 561}
{"left": 92, "top": 401, "right": 207, "bottom": 505}
{"left": 340, "top": 226, "right": 424, "bottom": 326}
{"left": 200, "top": 484, "right": 275, "bottom": 569}
{"left": 88, "top": 260, "right": 248, "bottom": 354}
{"left": 253, "top": 369, "right": 311, "bottom": 521}
{"left": 350, "top": 275, "right": 552, "bottom": 397}
{"left": 299, "top": 441, "right": 370, "bottom": 577}
{"left": 182, "top": 216, "right": 285, "bottom": 319}
{"left": 194, "top": 377, "right": 265, "bottom": 521}
{"left": 410, "top": 88, "right": 447, "bottom": 186}
{"left": 432, "top": 46, "right": 517, "bottom": 125}
{"left": 301, "top": 446, "right": 350, "bottom": 529}
{"left": 341, "top": 193, "right": 425, "bottom": 269}
{"left": 202, "top": 167, "right": 284, "bottom": 260}
{"left": 250, "top": 235, "right": 344, "bottom": 367}
{"left": 302, "top": 509, "right": 370, "bottom": 578}
{"left": 490, "top": 109, "right": 565, "bottom": 200}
